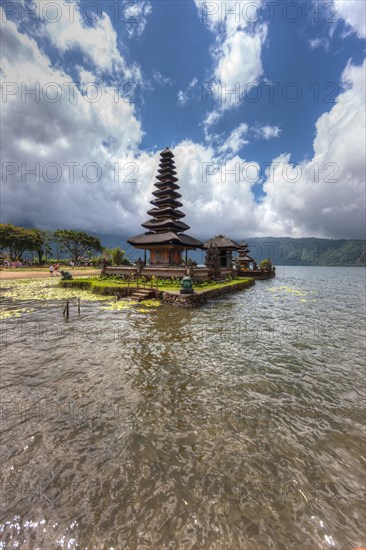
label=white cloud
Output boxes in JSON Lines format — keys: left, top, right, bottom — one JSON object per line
{"left": 202, "top": 109, "right": 221, "bottom": 130}
{"left": 124, "top": 1, "right": 152, "bottom": 38}
{"left": 254, "top": 125, "right": 281, "bottom": 140}
{"left": 35, "top": 0, "right": 140, "bottom": 79}
{"left": 213, "top": 25, "right": 267, "bottom": 106}
{"left": 195, "top": 0, "right": 267, "bottom": 113}
{"left": 257, "top": 60, "right": 366, "bottom": 238}
{"left": 1, "top": 9, "right": 146, "bottom": 234}
{"left": 172, "top": 140, "right": 260, "bottom": 238}
{"left": 333, "top": 0, "right": 366, "bottom": 38}
{"left": 77, "top": 67, "right": 97, "bottom": 87}
{"left": 308, "top": 37, "right": 330, "bottom": 51}
{"left": 177, "top": 78, "right": 198, "bottom": 106}
{"left": 2, "top": 7, "right": 364, "bottom": 240}
{"left": 219, "top": 123, "right": 249, "bottom": 154}
{"left": 153, "top": 70, "right": 173, "bottom": 87}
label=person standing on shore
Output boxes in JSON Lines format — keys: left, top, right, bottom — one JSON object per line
{"left": 49, "top": 265, "right": 54, "bottom": 276}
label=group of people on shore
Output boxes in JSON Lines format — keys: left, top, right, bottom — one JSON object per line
{"left": 2, "top": 259, "right": 32, "bottom": 268}
{"left": 49, "top": 263, "right": 60, "bottom": 276}
{"left": 49, "top": 260, "right": 74, "bottom": 276}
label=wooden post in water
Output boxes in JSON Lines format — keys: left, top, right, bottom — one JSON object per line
{"left": 63, "top": 300, "right": 69, "bottom": 318}
{"left": 77, "top": 297, "right": 81, "bottom": 314}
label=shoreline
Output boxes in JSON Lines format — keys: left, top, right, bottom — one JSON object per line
{"left": 0, "top": 269, "right": 101, "bottom": 280}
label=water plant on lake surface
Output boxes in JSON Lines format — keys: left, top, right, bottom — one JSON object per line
{"left": 0, "top": 280, "right": 163, "bottom": 319}
{"left": 0, "top": 306, "right": 35, "bottom": 319}
{"left": 266, "top": 285, "right": 317, "bottom": 302}
{"left": 0, "top": 278, "right": 111, "bottom": 302}
{"left": 100, "top": 301, "right": 136, "bottom": 311}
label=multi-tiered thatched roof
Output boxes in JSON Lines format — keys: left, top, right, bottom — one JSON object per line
{"left": 127, "top": 148, "right": 202, "bottom": 249}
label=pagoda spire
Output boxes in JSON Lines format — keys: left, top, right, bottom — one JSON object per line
{"left": 127, "top": 147, "right": 202, "bottom": 265}
{"left": 141, "top": 148, "right": 190, "bottom": 234}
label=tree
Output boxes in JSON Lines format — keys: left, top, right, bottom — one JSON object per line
{"left": 102, "top": 248, "right": 113, "bottom": 264}
{"left": 112, "top": 246, "right": 124, "bottom": 265}
{"left": 0, "top": 224, "right": 36, "bottom": 261}
{"left": 259, "top": 258, "right": 273, "bottom": 271}
{"left": 28, "top": 229, "right": 53, "bottom": 265}
{"left": 54, "top": 230, "right": 103, "bottom": 264}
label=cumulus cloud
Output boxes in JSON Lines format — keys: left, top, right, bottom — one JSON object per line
{"left": 25, "top": 0, "right": 141, "bottom": 81}
{"left": 257, "top": 60, "right": 366, "bottom": 238}
{"left": 219, "top": 123, "right": 249, "bottom": 154}
{"left": 172, "top": 141, "right": 260, "bottom": 239}
{"left": 195, "top": 0, "right": 267, "bottom": 120}
{"left": 1, "top": 8, "right": 148, "bottom": 234}
{"left": 1, "top": 5, "right": 365, "bottom": 240}
{"left": 333, "top": 0, "right": 366, "bottom": 38}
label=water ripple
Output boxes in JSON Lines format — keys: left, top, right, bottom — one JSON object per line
{"left": 0, "top": 267, "right": 365, "bottom": 548}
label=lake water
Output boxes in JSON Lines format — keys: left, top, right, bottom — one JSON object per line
{"left": 0, "top": 267, "right": 365, "bottom": 549}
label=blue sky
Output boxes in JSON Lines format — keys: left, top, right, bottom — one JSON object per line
{"left": 1, "top": 0, "right": 365, "bottom": 239}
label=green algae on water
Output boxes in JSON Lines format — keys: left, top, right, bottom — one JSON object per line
{"left": 0, "top": 279, "right": 111, "bottom": 302}
{"left": 0, "top": 307, "right": 36, "bottom": 320}
{"left": 101, "top": 301, "right": 136, "bottom": 311}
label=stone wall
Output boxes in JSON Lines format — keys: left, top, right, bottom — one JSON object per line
{"left": 104, "top": 266, "right": 212, "bottom": 281}
{"left": 61, "top": 278, "right": 255, "bottom": 307}
{"left": 157, "top": 279, "right": 255, "bottom": 308}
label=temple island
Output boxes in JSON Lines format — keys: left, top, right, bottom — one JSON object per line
{"left": 62, "top": 148, "right": 275, "bottom": 306}
{"left": 105, "top": 147, "right": 275, "bottom": 283}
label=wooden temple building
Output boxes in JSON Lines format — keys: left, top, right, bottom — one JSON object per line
{"left": 127, "top": 148, "right": 202, "bottom": 266}
{"left": 203, "top": 235, "right": 241, "bottom": 268}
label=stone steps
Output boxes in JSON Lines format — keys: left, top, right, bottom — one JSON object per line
{"left": 128, "top": 289, "right": 153, "bottom": 302}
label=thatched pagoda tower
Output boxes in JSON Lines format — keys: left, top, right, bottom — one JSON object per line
{"left": 127, "top": 148, "right": 202, "bottom": 266}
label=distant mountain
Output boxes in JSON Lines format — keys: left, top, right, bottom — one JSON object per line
{"left": 243, "top": 237, "right": 366, "bottom": 267}
{"left": 100, "top": 235, "right": 365, "bottom": 267}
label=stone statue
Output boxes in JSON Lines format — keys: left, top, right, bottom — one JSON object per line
{"left": 180, "top": 276, "right": 194, "bottom": 294}
{"left": 136, "top": 257, "right": 144, "bottom": 276}
{"left": 60, "top": 270, "right": 73, "bottom": 280}
{"left": 186, "top": 258, "right": 196, "bottom": 277}
{"left": 205, "top": 243, "right": 220, "bottom": 278}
